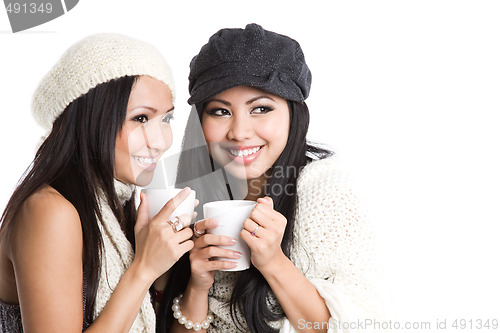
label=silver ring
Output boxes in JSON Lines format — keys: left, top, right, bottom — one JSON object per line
{"left": 167, "top": 216, "right": 183, "bottom": 232}
{"left": 193, "top": 221, "right": 205, "bottom": 237}
{"left": 251, "top": 225, "right": 259, "bottom": 237}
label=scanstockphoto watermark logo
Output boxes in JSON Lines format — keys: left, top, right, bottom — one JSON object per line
{"left": 298, "top": 318, "right": 500, "bottom": 331}
{"left": 3, "top": 0, "right": 79, "bottom": 33}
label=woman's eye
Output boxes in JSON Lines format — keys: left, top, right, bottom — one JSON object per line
{"left": 251, "top": 106, "right": 273, "bottom": 114}
{"left": 133, "top": 115, "right": 149, "bottom": 123}
{"left": 162, "top": 113, "right": 174, "bottom": 123}
{"left": 207, "top": 108, "right": 231, "bottom": 117}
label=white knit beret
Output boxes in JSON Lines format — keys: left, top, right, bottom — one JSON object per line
{"left": 32, "top": 33, "right": 175, "bottom": 131}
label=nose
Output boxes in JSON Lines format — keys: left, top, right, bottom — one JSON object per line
{"left": 227, "top": 113, "right": 253, "bottom": 142}
{"left": 141, "top": 121, "right": 172, "bottom": 153}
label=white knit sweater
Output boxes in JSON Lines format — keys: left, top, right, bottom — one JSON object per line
{"left": 94, "top": 180, "right": 156, "bottom": 332}
{"left": 207, "top": 158, "right": 390, "bottom": 332}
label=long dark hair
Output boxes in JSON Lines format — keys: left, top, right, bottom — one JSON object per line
{"left": 0, "top": 75, "right": 138, "bottom": 325}
{"left": 157, "top": 100, "right": 332, "bottom": 332}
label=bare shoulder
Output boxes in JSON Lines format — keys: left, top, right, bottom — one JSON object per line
{"left": 21, "top": 185, "right": 78, "bottom": 217}
{"left": 6, "top": 186, "right": 86, "bottom": 329}
{"left": 9, "top": 185, "right": 82, "bottom": 259}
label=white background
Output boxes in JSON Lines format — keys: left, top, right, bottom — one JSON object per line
{"left": 1, "top": 1, "right": 499, "bottom": 330}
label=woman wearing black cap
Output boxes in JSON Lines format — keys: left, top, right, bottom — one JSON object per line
{"left": 156, "top": 24, "right": 389, "bottom": 333}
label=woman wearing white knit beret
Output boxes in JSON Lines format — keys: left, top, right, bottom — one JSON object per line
{"left": 156, "top": 24, "right": 391, "bottom": 333}
{"left": 0, "top": 34, "right": 194, "bottom": 332}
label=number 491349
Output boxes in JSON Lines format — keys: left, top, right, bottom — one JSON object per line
{"left": 452, "top": 319, "right": 498, "bottom": 330}
{"left": 6, "top": 2, "right": 53, "bottom": 14}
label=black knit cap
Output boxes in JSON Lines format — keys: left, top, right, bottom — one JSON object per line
{"left": 188, "top": 23, "right": 312, "bottom": 105}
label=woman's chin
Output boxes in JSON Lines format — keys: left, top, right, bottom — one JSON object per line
{"left": 133, "top": 171, "right": 155, "bottom": 187}
{"left": 223, "top": 164, "right": 264, "bottom": 181}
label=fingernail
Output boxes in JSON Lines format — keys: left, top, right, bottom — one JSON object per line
{"left": 227, "top": 237, "right": 237, "bottom": 245}
{"left": 232, "top": 252, "right": 242, "bottom": 258}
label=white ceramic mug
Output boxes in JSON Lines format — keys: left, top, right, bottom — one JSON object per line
{"left": 203, "top": 200, "right": 257, "bottom": 271}
{"left": 142, "top": 187, "right": 196, "bottom": 222}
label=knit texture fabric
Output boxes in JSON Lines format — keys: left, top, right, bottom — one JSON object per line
{"left": 0, "top": 300, "right": 22, "bottom": 333}
{"left": 95, "top": 180, "right": 156, "bottom": 332}
{"left": 32, "top": 33, "right": 175, "bottom": 131}
{"left": 207, "top": 157, "right": 390, "bottom": 332}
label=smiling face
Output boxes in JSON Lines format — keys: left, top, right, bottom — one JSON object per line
{"left": 201, "top": 85, "right": 290, "bottom": 181}
{"left": 114, "top": 75, "right": 174, "bottom": 186}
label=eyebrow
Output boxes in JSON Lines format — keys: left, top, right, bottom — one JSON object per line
{"left": 207, "top": 99, "right": 231, "bottom": 106}
{"left": 131, "top": 106, "right": 175, "bottom": 113}
{"left": 206, "top": 95, "right": 276, "bottom": 106}
{"left": 246, "top": 95, "right": 276, "bottom": 104}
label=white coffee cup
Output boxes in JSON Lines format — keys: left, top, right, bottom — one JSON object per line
{"left": 203, "top": 200, "right": 257, "bottom": 271}
{"left": 142, "top": 187, "right": 196, "bottom": 222}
